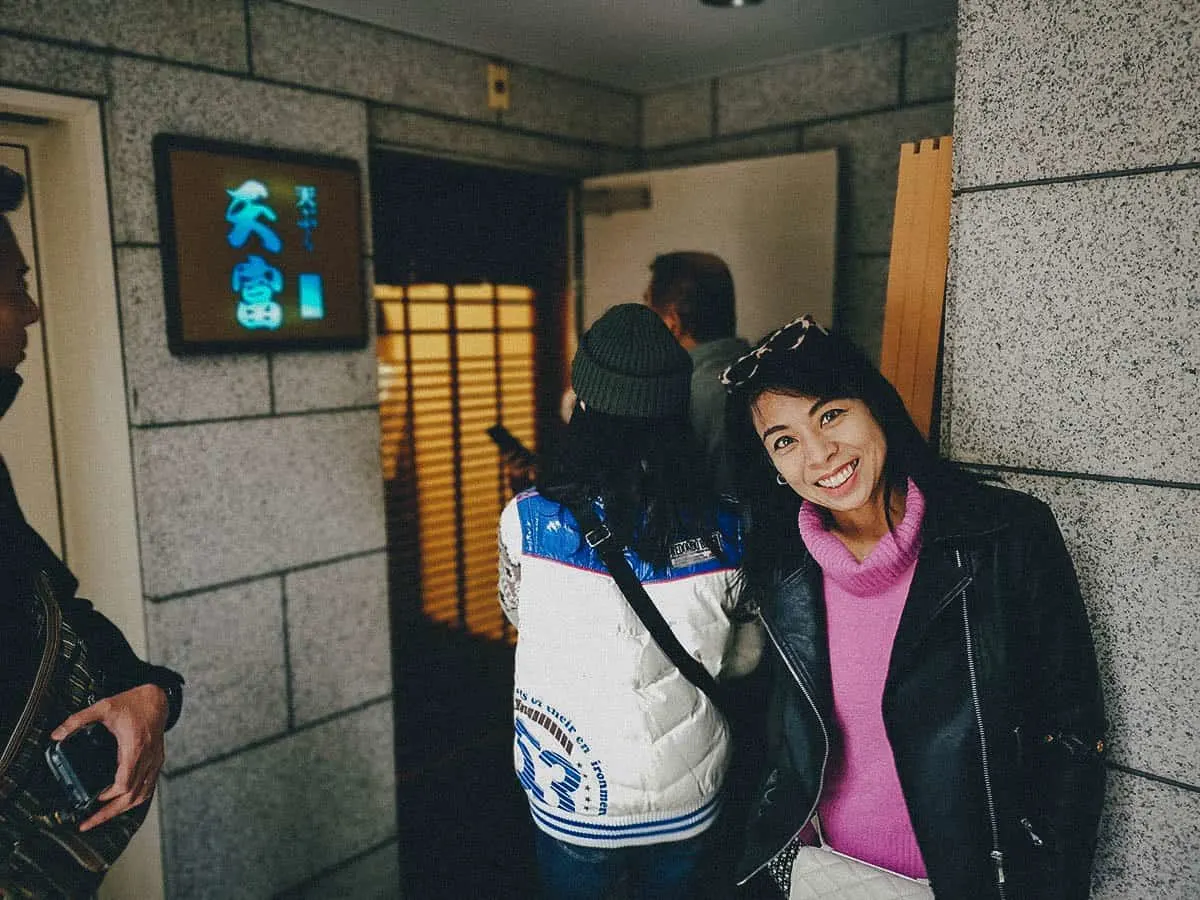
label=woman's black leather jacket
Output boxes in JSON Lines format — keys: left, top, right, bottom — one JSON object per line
{"left": 736, "top": 482, "right": 1106, "bottom": 900}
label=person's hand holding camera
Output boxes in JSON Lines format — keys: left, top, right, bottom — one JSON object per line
{"left": 50, "top": 684, "right": 169, "bottom": 832}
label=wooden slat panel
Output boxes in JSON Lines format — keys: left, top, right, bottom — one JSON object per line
{"left": 377, "top": 281, "right": 535, "bottom": 647}
{"left": 880, "top": 136, "right": 954, "bottom": 439}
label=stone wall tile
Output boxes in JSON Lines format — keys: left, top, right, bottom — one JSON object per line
{"left": 249, "top": 1, "right": 485, "bottom": 120}
{"left": 271, "top": 343, "right": 380, "bottom": 413}
{"left": 1092, "top": 770, "right": 1200, "bottom": 899}
{"left": 286, "top": 553, "right": 392, "bottom": 724}
{"left": 999, "top": 475, "right": 1200, "bottom": 786}
{"left": 641, "top": 130, "right": 800, "bottom": 170}
{"left": 955, "top": 0, "right": 1200, "bottom": 187}
{"left": 272, "top": 261, "right": 379, "bottom": 413}
{"left": 106, "top": 56, "right": 368, "bottom": 245}
{"left": 944, "top": 172, "right": 1200, "bottom": 482}
{"left": 718, "top": 37, "right": 900, "bottom": 134}
{"left": 116, "top": 247, "right": 272, "bottom": 424}
{"left": 370, "top": 107, "right": 621, "bottom": 175}
{"left": 642, "top": 81, "right": 713, "bottom": 149}
{"left": 596, "top": 147, "right": 641, "bottom": 174}
{"left": 803, "top": 103, "right": 954, "bottom": 254}
{"left": 0, "top": 0, "right": 247, "bottom": 71}
{"left": 147, "top": 580, "right": 288, "bottom": 770}
{"left": 501, "top": 65, "right": 639, "bottom": 147}
{"left": 0, "top": 34, "right": 107, "bottom": 97}
{"left": 132, "top": 411, "right": 386, "bottom": 597}
{"left": 836, "top": 254, "right": 890, "bottom": 363}
{"left": 160, "top": 702, "right": 395, "bottom": 899}
{"left": 277, "top": 840, "right": 400, "bottom": 900}
{"left": 904, "top": 24, "right": 956, "bottom": 103}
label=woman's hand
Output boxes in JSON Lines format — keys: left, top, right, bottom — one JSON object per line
{"left": 51, "top": 684, "right": 169, "bottom": 831}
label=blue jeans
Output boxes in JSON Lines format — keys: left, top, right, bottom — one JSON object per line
{"left": 534, "top": 829, "right": 709, "bottom": 900}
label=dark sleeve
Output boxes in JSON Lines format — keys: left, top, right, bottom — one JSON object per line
{"left": 1017, "top": 498, "right": 1106, "bottom": 900}
{"left": 1, "top": 456, "right": 184, "bottom": 730}
{"left": 691, "top": 373, "right": 739, "bottom": 496}
{"left": 21, "top": 520, "right": 184, "bottom": 731}
{"left": 60, "top": 590, "right": 185, "bottom": 731}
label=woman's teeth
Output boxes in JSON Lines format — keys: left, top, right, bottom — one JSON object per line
{"left": 817, "top": 460, "right": 857, "bottom": 489}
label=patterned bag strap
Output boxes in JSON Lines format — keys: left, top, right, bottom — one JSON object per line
{"left": 0, "top": 572, "right": 61, "bottom": 801}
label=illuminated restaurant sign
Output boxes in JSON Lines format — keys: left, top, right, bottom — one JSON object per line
{"left": 153, "top": 134, "right": 367, "bottom": 354}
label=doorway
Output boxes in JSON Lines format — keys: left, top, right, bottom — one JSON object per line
{"left": 370, "top": 151, "right": 569, "bottom": 898}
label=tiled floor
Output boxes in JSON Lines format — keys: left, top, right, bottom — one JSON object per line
{"left": 394, "top": 623, "right": 539, "bottom": 898}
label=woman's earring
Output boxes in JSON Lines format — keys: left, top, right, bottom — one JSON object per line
{"left": 776, "top": 473, "right": 788, "bottom": 486}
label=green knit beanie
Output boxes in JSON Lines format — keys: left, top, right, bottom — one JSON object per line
{"left": 572, "top": 303, "right": 692, "bottom": 418}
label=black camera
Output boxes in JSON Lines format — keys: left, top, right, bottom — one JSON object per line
{"left": 45, "top": 723, "right": 118, "bottom": 811}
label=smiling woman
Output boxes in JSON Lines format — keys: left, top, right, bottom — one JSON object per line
{"left": 751, "top": 393, "right": 892, "bottom": 560}
{"left": 722, "top": 316, "right": 1107, "bottom": 900}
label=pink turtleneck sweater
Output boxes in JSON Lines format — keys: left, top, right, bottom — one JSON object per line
{"left": 797, "top": 479, "right": 927, "bottom": 879}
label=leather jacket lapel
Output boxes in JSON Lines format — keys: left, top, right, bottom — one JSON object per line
{"left": 762, "top": 555, "right": 832, "bottom": 715}
{"left": 887, "top": 541, "right": 969, "bottom": 678}
{"left": 888, "top": 487, "right": 1009, "bottom": 677}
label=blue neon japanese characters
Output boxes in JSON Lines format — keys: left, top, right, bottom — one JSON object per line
{"left": 154, "top": 134, "right": 366, "bottom": 354}
{"left": 225, "top": 179, "right": 282, "bottom": 254}
{"left": 224, "top": 179, "right": 323, "bottom": 332}
{"left": 296, "top": 185, "right": 319, "bottom": 252}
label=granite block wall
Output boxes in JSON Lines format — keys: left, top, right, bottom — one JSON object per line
{"left": 640, "top": 24, "right": 957, "bottom": 357}
{"left": 947, "top": 1, "right": 1200, "bottom": 897}
{"left": 245, "top": 0, "right": 639, "bottom": 176}
{"left": 16, "top": 2, "right": 1189, "bottom": 897}
{"left": 0, "top": 2, "right": 640, "bottom": 896}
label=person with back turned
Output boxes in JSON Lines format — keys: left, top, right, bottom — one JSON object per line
{"left": 644, "top": 251, "right": 749, "bottom": 497}
{"left": 498, "top": 304, "right": 761, "bottom": 899}
{"left": 645, "top": 252, "right": 770, "bottom": 899}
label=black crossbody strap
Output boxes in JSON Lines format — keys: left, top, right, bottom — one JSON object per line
{"left": 565, "top": 500, "right": 724, "bottom": 709}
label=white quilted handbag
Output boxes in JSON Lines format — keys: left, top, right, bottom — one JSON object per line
{"left": 788, "top": 845, "right": 934, "bottom": 900}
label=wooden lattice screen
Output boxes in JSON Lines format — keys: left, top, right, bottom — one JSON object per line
{"left": 879, "top": 135, "right": 953, "bottom": 439}
{"left": 377, "top": 282, "right": 537, "bottom": 644}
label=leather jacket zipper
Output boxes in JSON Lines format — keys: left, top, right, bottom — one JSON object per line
{"left": 958, "top": 548, "right": 1008, "bottom": 898}
{"left": 736, "top": 611, "right": 831, "bottom": 887}
{"left": 1019, "top": 817, "right": 1045, "bottom": 848}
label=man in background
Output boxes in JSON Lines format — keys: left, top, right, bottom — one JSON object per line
{"left": 646, "top": 252, "right": 773, "bottom": 898}
{"left": 645, "top": 252, "right": 749, "bottom": 496}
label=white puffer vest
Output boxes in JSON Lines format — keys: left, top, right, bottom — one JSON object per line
{"left": 498, "top": 490, "right": 746, "bottom": 848}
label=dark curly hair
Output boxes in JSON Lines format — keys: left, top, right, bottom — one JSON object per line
{"left": 0, "top": 165, "right": 26, "bottom": 215}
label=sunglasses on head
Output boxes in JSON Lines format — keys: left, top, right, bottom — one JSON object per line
{"left": 720, "top": 314, "right": 827, "bottom": 388}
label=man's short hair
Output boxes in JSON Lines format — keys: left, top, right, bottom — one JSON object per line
{"left": 647, "top": 251, "right": 736, "bottom": 343}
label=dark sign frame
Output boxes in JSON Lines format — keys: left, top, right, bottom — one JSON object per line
{"left": 153, "top": 134, "right": 368, "bottom": 355}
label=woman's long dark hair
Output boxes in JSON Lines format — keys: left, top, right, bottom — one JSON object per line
{"left": 724, "top": 323, "right": 978, "bottom": 606}
{"left": 536, "top": 402, "right": 719, "bottom": 569}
